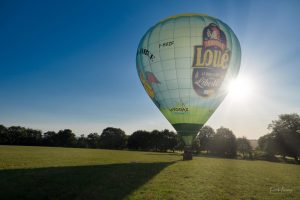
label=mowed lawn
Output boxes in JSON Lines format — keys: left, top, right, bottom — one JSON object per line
{"left": 0, "top": 145, "right": 299, "bottom": 200}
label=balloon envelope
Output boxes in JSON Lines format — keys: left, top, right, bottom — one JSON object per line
{"left": 136, "top": 14, "right": 241, "bottom": 145}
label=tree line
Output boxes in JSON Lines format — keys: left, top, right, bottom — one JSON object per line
{"left": 0, "top": 124, "right": 251, "bottom": 157}
{"left": 192, "top": 113, "right": 300, "bottom": 162}
{"left": 0, "top": 113, "right": 299, "bottom": 162}
{"left": 191, "top": 126, "right": 252, "bottom": 158}
{"left": 0, "top": 126, "right": 180, "bottom": 151}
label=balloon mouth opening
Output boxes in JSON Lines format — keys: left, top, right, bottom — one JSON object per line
{"left": 172, "top": 123, "right": 203, "bottom": 145}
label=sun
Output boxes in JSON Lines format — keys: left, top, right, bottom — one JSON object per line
{"left": 227, "top": 77, "right": 254, "bottom": 102}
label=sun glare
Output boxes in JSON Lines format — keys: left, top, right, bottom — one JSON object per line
{"left": 227, "top": 77, "right": 254, "bottom": 101}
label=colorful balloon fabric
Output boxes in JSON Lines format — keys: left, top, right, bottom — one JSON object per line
{"left": 136, "top": 14, "right": 241, "bottom": 145}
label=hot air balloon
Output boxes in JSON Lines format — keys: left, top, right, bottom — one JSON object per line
{"left": 136, "top": 14, "right": 241, "bottom": 160}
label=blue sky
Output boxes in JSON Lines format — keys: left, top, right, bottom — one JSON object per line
{"left": 1, "top": 0, "right": 299, "bottom": 139}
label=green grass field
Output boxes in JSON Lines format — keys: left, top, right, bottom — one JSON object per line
{"left": 0, "top": 145, "right": 299, "bottom": 200}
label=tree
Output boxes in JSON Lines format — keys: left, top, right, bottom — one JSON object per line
{"left": 150, "top": 130, "right": 161, "bottom": 151}
{"left": 197, "top": 126, "right": 215, "bottom": 153}
{"left": 0, "top": 125, "right": 8, "bottom": 144}
{"left": 157, "top": 129, "right": 177, "bottom": 152}
{"left": 175, "top": 135, "right": 185, "bottom": 151}
{"left": 56, "top": 129, "right": 76, "bottom": 147}
{"left": 165, "top": 130, "right": 178, "bottom": 152}
{"left": 127, "top": 130, "right": 150, "bottom": 150}
{"left": 128, "top": 129, "right": 177, "bottom": 152}
{"left": 0, "top": 126, "right": 43, "bottom": 146}
{"left": 7, "top": 126, "right": 27, "bottom": 145}
{"left": 100, "top": 127, "right": 126, "bottom": 149}
{"left": 192, "top": 136, "right": 201, "bottom": 153}
{"left": 43, "top": 131, "right": 57, "bottom": 146}
{"left": 23, "top": 128, "right": 42, "bottom": 146}
{"left": 258, "top": 133, "right": 280, "bottom": 156}
{"left": 268, "top": 113, "right": 300, "bottom": 161}
{"left": 236, "top": 137, "right": 252, "bottom": 159}
{"left": 76, "top": 134, "right": 88, "bottom": 148}
{"left": 210, "top": 127, "right": 237, "bottom": 158}
{"left": 87, "top": 133, "right": 101, "bottom": 148}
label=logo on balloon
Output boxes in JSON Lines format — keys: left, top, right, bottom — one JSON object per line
{"left": 192, "top": 23, "right": 231, "bottom": 97}
{"left": 140, "top": 72, "right": 155, "bottom": 98}
{"left": 169, "top": 102, "right": 189, "bottom": 114}
{"left": 139, "top": 71, "right": 161, "bottom": 108}
{"left": 145, "top": 71, "right": 161, "bottom": 84}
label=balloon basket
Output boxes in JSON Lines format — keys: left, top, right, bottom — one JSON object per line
{"left": 183, "top": 146, "right": 193, "bottom": 160}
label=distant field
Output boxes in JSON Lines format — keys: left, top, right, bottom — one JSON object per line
{"left": 0, "top": 145, "right": 299, "bottom": 200}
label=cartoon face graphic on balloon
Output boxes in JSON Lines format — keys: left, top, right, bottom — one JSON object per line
{"left": 136, "top": 14, "right": 241, "bottom": 145}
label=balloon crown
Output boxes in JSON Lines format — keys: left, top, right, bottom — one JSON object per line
{"left": 159, "top": 13, "right": 215, "bottom": 23}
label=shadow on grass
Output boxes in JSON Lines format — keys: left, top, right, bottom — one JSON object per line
{"left": 0, "top": 162, "right": 175, "bottom": 200}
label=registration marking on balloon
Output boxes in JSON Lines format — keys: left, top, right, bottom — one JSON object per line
{"left": 137, "top": 48, "right": 156, "bottom": 62}
{"left": 192, "top": 23, "right": 231, "bottom": 97}
{"left": 159, "top": 41, "right": 174, "bottom": 48}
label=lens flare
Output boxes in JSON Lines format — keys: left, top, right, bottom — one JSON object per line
{"left": 227, "top": 77, "right": 254, "bottom": 101}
